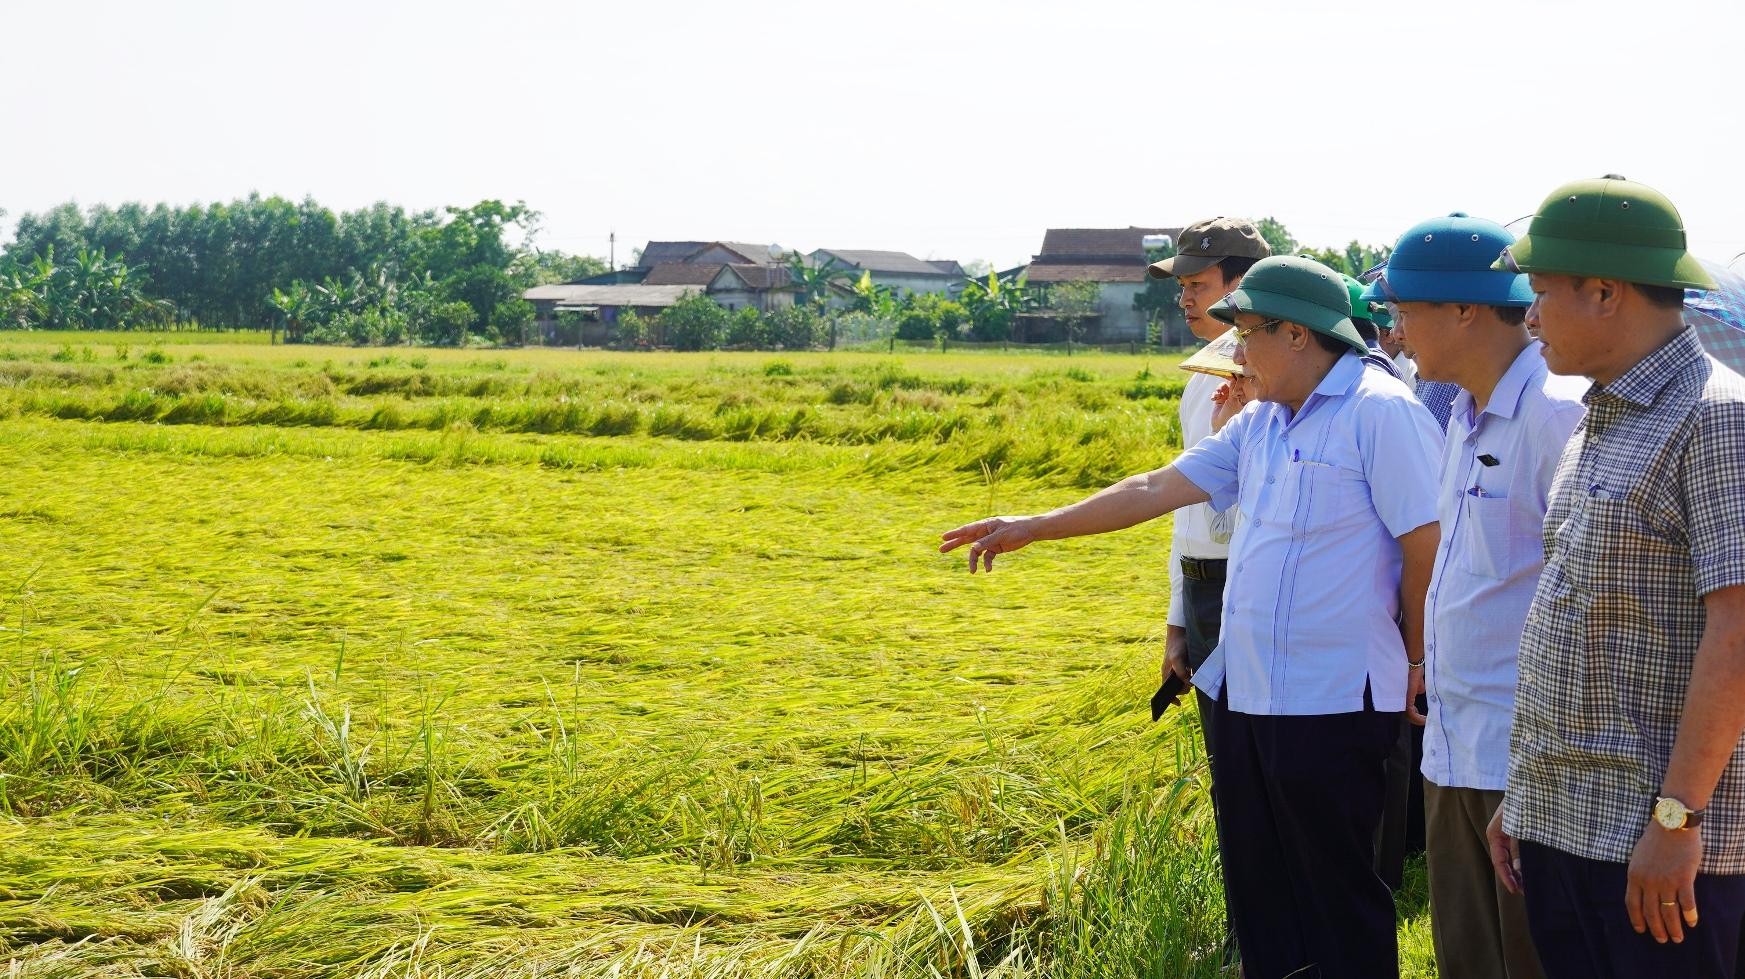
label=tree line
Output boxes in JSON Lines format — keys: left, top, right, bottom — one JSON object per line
{"left": 0, "top": 195, "right": 604, "bottom": 343}
{"left": 1, "top": 197, "right": 1388, "bottom": 349}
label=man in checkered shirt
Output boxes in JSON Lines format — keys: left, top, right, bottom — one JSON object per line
{"left": 1484, "top": 175, "right": 1745, "bottom": 977}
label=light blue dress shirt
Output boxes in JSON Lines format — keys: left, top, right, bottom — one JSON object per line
{"left": 1174, "top": 352, "right": 1444, "bottom": 716}
{"left": 1422, "top": 341, "right": 1585, "bottom": 790}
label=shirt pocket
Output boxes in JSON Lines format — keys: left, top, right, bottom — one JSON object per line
{"left": 1297, "top": 461, "right": 1370, "bottom": 534}
{"left": 1460, "top": 493, "right": 1515, "bottom": 580}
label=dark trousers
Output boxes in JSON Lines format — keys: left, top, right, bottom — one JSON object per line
{"left": 1182, "top": 570, "right": 1236, "bottom": 959}
{"left": 1377, "top": 720, "right": 1426, "bottom": 889}
{"left": 1208, "top": 687, "right": 1402, "bottom": 979}
{"left": 1521, "top": 840, "right": 1745, "bottom": 979}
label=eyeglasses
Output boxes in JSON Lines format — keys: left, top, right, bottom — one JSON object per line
{"left": 1232, "top": 318, "right": 1283, "bottom": 344}
{"left": 1498, "top": 248, "right": 1523, "bottom": 274}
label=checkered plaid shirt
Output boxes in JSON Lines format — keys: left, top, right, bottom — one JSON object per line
{"left": 1504, "top": 328, "right": 1745, "bottom": 872}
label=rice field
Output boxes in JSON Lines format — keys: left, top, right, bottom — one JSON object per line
{"left": 0, "top": 332, "right": 1435, "bottom": 977}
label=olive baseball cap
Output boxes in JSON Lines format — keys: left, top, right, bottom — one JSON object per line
{"left": 1209, "top": 256, "right": 1368, "bottom": 355}
{"left": 1343, "top": 274, "right": 1392, "bottom": 330}
{"left": 1493, "top": 175, "right": 1716, "bottom": 290}
{"left": 1364, "top": 212, "right": 1533, "bottom": 307}
{"left": 1148, "top": 217, "right": 1272, "bottom": 279}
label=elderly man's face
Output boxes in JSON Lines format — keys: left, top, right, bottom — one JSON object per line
{"left": 1229, "top": 313, "right": 1292, "bottom": 405}
{"left": 1391, "top": 301, "right": 1463, "bottom": 382}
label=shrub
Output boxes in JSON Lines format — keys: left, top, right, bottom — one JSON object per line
{"left": 657, "top": 294, "right": 730, "bottom": 351}
{"left": 414, "top": 301, "right": 475, "bottom": 347}
{"left": 725, "top": 307, "right": 772, "bottom": 349}
{"left": 767, "top": 305, "right": 826, "bottom": 350}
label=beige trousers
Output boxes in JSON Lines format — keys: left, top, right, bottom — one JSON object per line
{"left": 1425, "top": 782, "right": 1547, "bottom": 979}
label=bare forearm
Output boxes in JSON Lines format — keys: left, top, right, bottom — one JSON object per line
{"left": 1031, "top": 466, "right": 1209, "bottom": 542}
{"left": 1397, "top": 523, "right": 1438, "bottom": 664}
{"left": 1660, "top": 588, "right": 1745, "bottom": 808}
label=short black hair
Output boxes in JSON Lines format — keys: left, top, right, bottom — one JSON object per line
{"left": 1419, "top": 301, "right": 1527, "bottom": 328}
{"left": 1568, "top": 277, "right": 1684, "bottom": 311}
{"left": 1637, "top": 283, "right": 1686, "bottom": 310}
{"left": 1309, "top": 329, "right": 1349, "bottom": 356}
{"left": 1352, "top": 318, "right": 1379, "bottom": 344}
{"left": 1217, "top": 255, "right": 1262, "bottom": 284}
{"left": 1491, "top": 305, "right": 1527, "bottom": 327}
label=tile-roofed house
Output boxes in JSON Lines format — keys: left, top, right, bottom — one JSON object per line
{"left": 642, "top": 263, "right": 727, "bottom": 286}
{"left": 718, "top": 242, "right": 785, "bottom": 265}
{"left": 717, "top": 264, "right": 792, "bottom": 290}
{"left": 809, "top": 248, "right": 960, "bottom": 296}
{"left": 1018, "top": 226, "right": 1183, "bottom": 343}
{"left": 636, "top": 241, "right": 784, "bottom": 269}
{"left": 707, "top": 264, "right": 796, "bottom": 311}
{"left": 635, "top": 241, "right": 711, "bottom": 269}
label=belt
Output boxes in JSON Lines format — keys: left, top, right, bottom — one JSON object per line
{"left": 1179, "top": 557, "right": 1228, "bottom": 582}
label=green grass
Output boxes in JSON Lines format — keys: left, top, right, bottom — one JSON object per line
{"left": 0, "top": 331, "right": 1435, "bottom": 977}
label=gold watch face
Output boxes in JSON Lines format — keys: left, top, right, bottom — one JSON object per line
{"left": 1655, "top": 797, "right": 1688, "bottom": 830}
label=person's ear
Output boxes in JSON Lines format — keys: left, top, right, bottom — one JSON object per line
{"left": 1592, "top": 278, "right": 1626, "bottom": 319}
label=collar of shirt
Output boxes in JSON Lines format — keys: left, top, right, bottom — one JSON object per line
{"left": 1584, "top": 327, "right": 1704, "bottom": 410}
{"left": 1280, "top": 351, "right": 1363, "bottom": 430}
{"left": 1450, "top": 341, "right": 1547, "bottom": 427}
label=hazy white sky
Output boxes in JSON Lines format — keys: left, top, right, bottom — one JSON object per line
{"left": 5, "top": 0, "right": 1743, "bottom": 270}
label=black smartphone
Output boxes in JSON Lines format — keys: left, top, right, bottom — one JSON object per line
{"left": 1151, "top": 672, "right": 1190, "bottom": 722}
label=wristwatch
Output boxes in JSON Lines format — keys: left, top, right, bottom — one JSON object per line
{"left": 1654, "top": 796, "right": 1706, "bottom": 831}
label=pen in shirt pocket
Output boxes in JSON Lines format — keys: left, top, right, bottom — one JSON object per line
{"left": 1291, "top": 449, "right": 1333, "bottom": 468}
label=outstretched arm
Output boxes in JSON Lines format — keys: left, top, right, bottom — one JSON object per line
{"left": 939, "top": 465, "right": 1211, "bottom": 573}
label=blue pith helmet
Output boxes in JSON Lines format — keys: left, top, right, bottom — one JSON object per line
{"left": 1361, "top": 213, "right": 1533, "bottom": 308}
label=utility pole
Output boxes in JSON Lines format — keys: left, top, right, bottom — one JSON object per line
{"left": 609, "top": 232, "right": 616, "bottom": 272}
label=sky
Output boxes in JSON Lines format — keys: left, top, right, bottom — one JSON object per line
{"left": 5, "top": 0, "right": 1744, "bottom": 271}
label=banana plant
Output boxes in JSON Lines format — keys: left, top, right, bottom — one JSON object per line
{"left": 785, "top": 253, "right": 855, "bottom": 308}
{"left": 268, "top": 281, "right": 316, "bottom": 344}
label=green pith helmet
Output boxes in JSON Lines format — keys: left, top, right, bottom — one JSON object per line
{"left": 1342, "top": 274, "right": 1392, "bottom": 330}
{"left": 1493, "top": 175, "right": 1715, "bottom": 290}
{"left": 1209, "top": 256, "right": 1366, "bottom": 355}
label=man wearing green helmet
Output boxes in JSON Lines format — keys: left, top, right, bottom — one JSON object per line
{"left": 941, "top": 255, "right": 1444, "bottom": 977}
{"left": 1482, "top": 176, "right": 1745, "bottom": 977}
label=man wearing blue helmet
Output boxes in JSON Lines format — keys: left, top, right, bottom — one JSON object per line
{"left": 1363, "top": 214, "right": 1585, "bottom": 979}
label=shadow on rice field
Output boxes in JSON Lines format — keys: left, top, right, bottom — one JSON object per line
{"left": 0, "top": 331, "right": 1434, "bottom": 977}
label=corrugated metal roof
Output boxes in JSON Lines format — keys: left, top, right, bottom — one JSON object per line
{"left": 523, "top": 284, "right": 703, "bottom": 306}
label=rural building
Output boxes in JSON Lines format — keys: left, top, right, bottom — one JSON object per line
{"left": 1019, "top": 227, "right": 1184, "bottom": 343}
{"left": 808, "top": 248, "right": 962, "bottom": 296}
{"left": 635, "top": 241, "right": 785, "bottom": 269}
{"left": 522, "top": 283, "right": 702, "bottom": 346}
{"left": 524, "top": 239, "right": 799, "bottom": 343}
